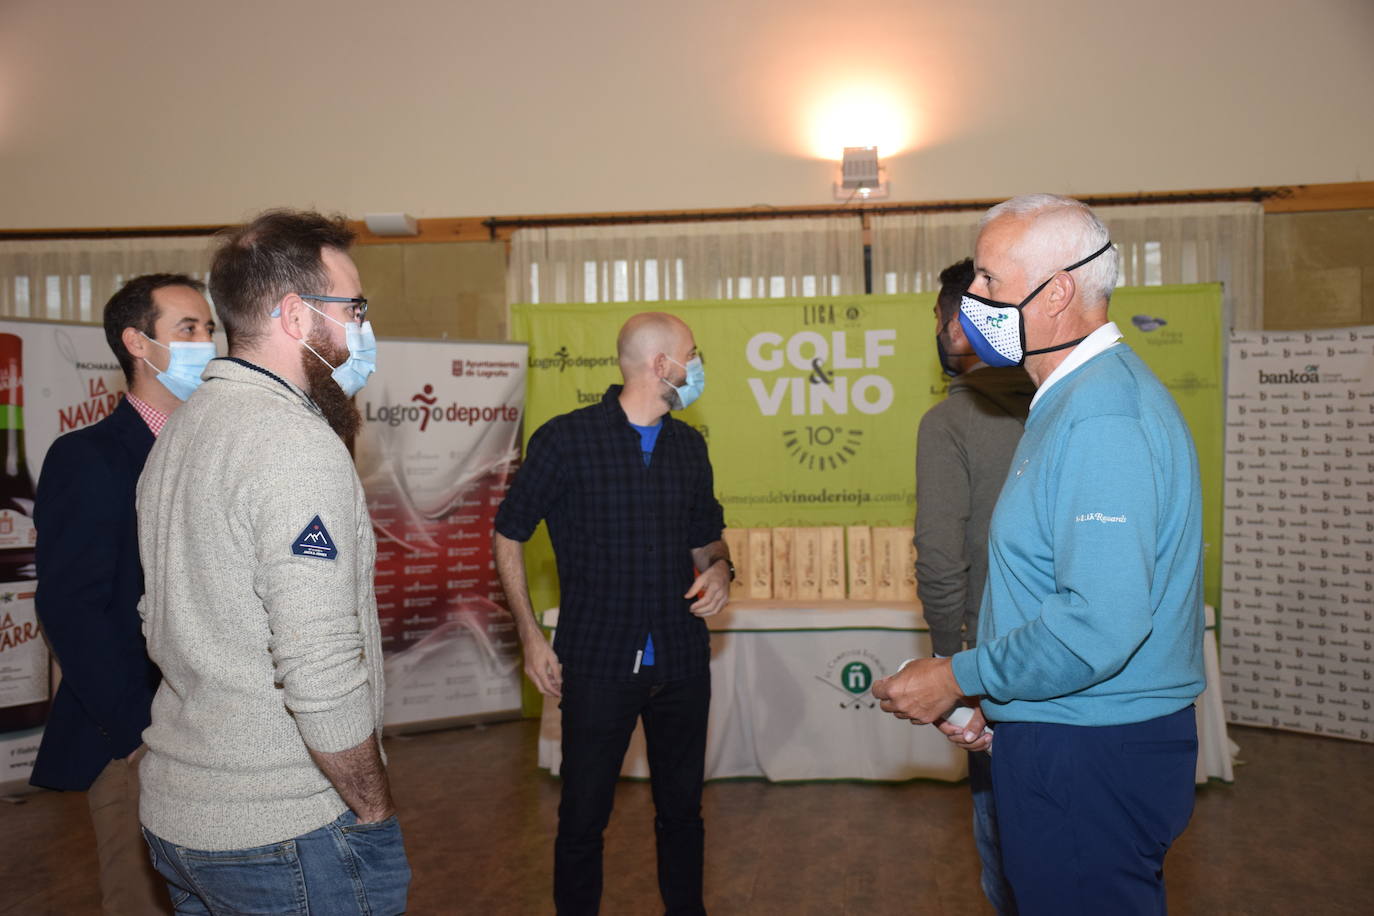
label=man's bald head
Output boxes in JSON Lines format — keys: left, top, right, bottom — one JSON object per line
{"left": 617, "top": 312, "right": 693, "bottom": 381}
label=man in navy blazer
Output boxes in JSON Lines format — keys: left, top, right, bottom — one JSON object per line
{"left": 31, "top": 273, "right": 215, "bottom": 915}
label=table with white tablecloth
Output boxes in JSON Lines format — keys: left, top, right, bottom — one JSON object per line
{"left": 538, "top": 601, "right": 1235, "bottom": 784}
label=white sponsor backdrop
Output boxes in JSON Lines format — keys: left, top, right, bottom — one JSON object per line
{"left": 355, "top": 339, "right": 528, "bottom": 729}
{"left": 1221, "top": 327, "right": 1374, "bottom": 742}
{"left": 1, "top": 320, "right": 528, "bottom": 787}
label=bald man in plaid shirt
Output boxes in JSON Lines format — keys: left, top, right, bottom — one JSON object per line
{"left": 495, "top": 312, "right": 732, "bottom": 916}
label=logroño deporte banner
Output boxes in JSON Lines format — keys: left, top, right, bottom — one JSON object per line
{"left": 510, "top": 284, "right": 1225, "bottom": 626}
{"left": 0, "top": 318, "right": 526, "bottom": 787}
{"left": 355, "top": 339, "right": 527, "bottom": 730}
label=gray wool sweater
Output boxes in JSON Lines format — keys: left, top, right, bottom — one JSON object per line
{"left": 914, "top": 365, "right": 1035, "bottom": 657}
{"left": 136, "top": 357, "right": 384, "bottom": 850}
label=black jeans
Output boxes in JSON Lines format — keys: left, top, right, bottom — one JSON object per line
{"left": 554, "top": 669, "right": 711, "bottom": 916}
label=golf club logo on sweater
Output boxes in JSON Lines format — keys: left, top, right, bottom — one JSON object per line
{"left": 292, "top": 515, "right": 338, "bottom": 560}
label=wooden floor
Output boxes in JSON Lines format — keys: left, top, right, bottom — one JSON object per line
{"left": 3, "top": 722, "right": 1370, "bottom": 915}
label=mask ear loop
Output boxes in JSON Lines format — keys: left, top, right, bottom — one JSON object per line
{"left": 659, "top": 353, "right": 688, "bottom": 389}
{"left": 296, "top": 302, "right": 347, "bottom": 371}
{"left": 1018, "top": 279, "right": 1084, "bottom": 358}
{"left": 1016, "top": 239, "right": 1113, "bottom": 359}
{"left": 300, "top": 335, "right": 344, "bottom": 372}
{"left": 138, "top": 331, "right": 169, "bottom": 376}
{"left": 1015, "top": 239, "right": 1113, "bottom": 308}
{"left": 1063, "top": 240, "right": 1113, "bottom": 272}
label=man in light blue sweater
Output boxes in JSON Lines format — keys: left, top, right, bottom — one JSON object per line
{"left": 874, "top": 194, "right": 1205, "bottom": 915}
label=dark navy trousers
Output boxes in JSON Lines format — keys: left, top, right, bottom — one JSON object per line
{"left": 991, "top": 706, "right": 1197, "bottom": 916}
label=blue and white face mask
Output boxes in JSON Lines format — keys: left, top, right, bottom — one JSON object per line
{"left": 662, "top": 354, "right": 705, "bottom": 410}
{"left": 140, "top": 334, "right": 216, "bottom": 401}
{"left": 301, "top": 303, "right": 377, "bottom": 397}
{"left": 958, "top": 240, "right": 1113, "bottom": 368}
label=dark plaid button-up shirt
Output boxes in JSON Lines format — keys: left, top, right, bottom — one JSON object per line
{"left": 495, "top": 385, "right": 725, "bottom": 680}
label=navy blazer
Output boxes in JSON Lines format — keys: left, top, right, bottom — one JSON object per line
{"left": 30, "top": 398, "right": 160, "bottom": 791}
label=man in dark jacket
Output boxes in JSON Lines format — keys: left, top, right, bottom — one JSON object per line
{"left": 31, "top": 274, "right": 215, "bottom": 915}
{"left": 913, "top": 258, "right": 1034, "bottom": 915}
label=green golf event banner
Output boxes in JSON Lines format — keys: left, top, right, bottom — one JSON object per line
{"left": 511, "top": 283, "right": 1223, "bottom": 616}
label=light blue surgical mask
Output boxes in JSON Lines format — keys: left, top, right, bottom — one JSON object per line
{"left": 301, "top": 303, "right": 377, "bottom": 397}
{"left": 140, "top": 334, "right": 216, "bottom": 401}
{"left": 662, "top": 354, "right": 705, "bottom": 410}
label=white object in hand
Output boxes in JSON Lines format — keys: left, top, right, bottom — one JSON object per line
{"left": 945, "top": 705, "right": 992, "bottom": 740}
{"left": 893, "top": 659, "right": 991, "bottom": 737}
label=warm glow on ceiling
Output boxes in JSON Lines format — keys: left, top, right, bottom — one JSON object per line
{"left": 805, "top": 85, "right": 915, "bottom": 161}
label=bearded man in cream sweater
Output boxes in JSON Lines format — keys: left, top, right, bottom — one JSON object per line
{"left": 135, "top": 209, "right": 409, "bottom": 915}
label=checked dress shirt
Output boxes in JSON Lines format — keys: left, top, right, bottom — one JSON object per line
{"left": 494, "top": 385, "right": 725, "bottom": 680}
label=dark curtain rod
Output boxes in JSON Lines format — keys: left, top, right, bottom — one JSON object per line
{"left": 0, "top": 189, "right": 1281, "bottom": 242}
{"left": 0, "top": 226, "right": 233, "bottom": 241}
{"left": 481, "top": 189, "right": 1280, "bottom": 236}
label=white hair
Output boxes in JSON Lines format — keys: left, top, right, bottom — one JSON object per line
{"left": 981, "top": 194, "right": 1119, "bottom": 305}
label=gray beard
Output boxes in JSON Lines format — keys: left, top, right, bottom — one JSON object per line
{"left": 660, "top": 377, "right": 683, "bottom": 411}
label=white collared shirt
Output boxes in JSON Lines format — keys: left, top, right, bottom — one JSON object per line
{"left": 1030, "top": 321, "right": 1124, "bottom": 410}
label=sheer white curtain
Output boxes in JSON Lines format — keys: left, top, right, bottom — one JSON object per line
{"left": 870, "top": 210, "right": 981, "bottom": 296}
{"left": 1097, "top": 202, "right": 1263, "bottom": 330}
{"left": 507, "top": 217, "right": 866, "bottom": 306}
{"left": 870, "top": 201, "right": 1265, "bottom": 328}
{"left": 0, "top": 237, "right": 216, "bottom": 323}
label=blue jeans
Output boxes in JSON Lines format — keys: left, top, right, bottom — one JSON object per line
{"left": 142, "top": 810, "right": 411, "bottom": 915}
{"left": 968, "top": 749, "right": 1016, "bottom": 915}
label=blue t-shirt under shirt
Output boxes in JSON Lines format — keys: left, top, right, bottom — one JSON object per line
{"left": 629, "top": 420, "right": 662, "bottom": 666}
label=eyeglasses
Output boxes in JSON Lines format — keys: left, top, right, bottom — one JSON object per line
{"left": 301, "top": 294, "right": 368, "bottom": 324}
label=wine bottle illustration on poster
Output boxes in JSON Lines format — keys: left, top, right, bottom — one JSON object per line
{"left": 0, "top": 333, "right": 47, "bottom": 733}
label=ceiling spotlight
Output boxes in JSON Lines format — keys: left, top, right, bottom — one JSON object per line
{"left": 833, "top": 147, "right": 889, "bottom": 202}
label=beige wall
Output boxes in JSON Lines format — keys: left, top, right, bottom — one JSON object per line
{"left": 1264, "top": 209, "right": 1374, "bottom": 330}
{"left": 1, "top": 0, "right": 1372, "bottom": 229}
{"left": 350, "top": 241, "right": 508, "bottom": 340}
